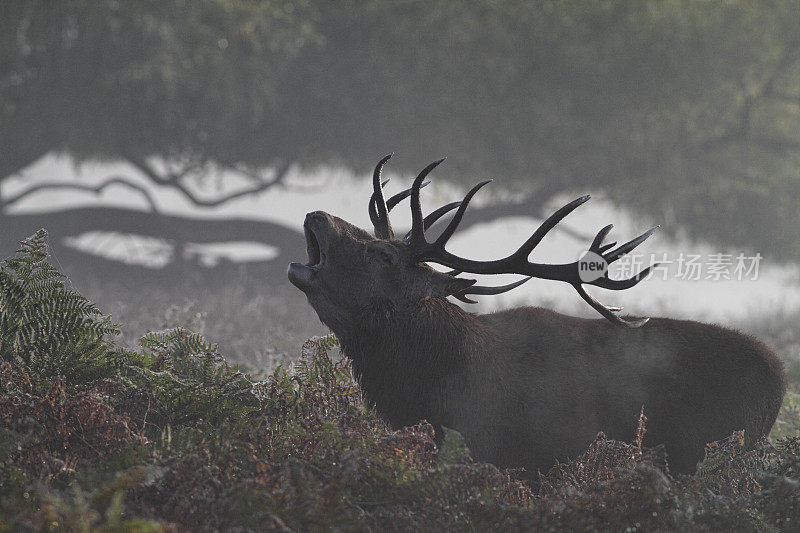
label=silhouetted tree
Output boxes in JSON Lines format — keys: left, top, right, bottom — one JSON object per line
{"left": 2, "top": 1, "right": 799, "bottom": 261}
{"left": 0, "top": 0, "right": 315, "bottom": 212}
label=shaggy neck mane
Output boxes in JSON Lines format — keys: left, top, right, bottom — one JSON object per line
{"left": 336, "top": 296, "right": 491, "bottom": 429}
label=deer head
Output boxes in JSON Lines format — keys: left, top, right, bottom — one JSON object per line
{"left": 288, "top": 154, "right": 659, "bottom": 328}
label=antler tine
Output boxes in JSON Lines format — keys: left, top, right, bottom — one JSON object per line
{"left": 368, "top": 200, "right": 380, "bottom": 228}
{"left": 410, "top": 158, "right": 446, "bottom": 244}
{"left": 598, "top": 241, "right": 617, "bottom": 254}
{"left": 434, "top": 180, "right": 493, "bottom": 247}
{"left": 593, "top": 264, "right": 657, "bottom": 290}
{"left": 463, "top": 277, "right": 532, "bottom": 296}
{"left": 368, "top": 178, "right": 391, "bottom": 229}
{"left": 386, "top": 181, "right": 430, "bottom": 211}
{"left": 450, "top": 277, "right": 532, "bottom": 304}
{"left": 371, "top": 154, "right": 394, "bottom": 239}
{"left": 574, "top": 283, "right": 649, "bottom": 328}
{"left": 454, "top": 276, "right": 532, "bottom": 303}
{"left": 452, "top": 293, "right": 479, "bottom": 304}
{"left": 602, "top": 225, "right": 660, "bottom": 264}
{"left": 424, "top": 201, "right": 462, "bottom": 231}
{"left": 512, "top": 195, "right": 591, "bottom": 260}
{"left": 591, "top": 224, "right": 614, "bottom": 251}
{"left": 370, "top": 180, "right": 432, "bottom": 235}
{"left": 403, "top": 201, "right": 462, "bottom": 241}
{"left": 589, "top": 223, "right": 619, "bottom": 254}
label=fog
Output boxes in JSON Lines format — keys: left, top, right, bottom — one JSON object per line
{"left": 3, "top": 1, "right": 800, "bottom": 367}
{"left": 7, "top": 153, "right": 800, "bottom": 343}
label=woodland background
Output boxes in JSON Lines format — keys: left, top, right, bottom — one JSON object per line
{"left": 2, "top": 0, "right": 800, "bottom": 365}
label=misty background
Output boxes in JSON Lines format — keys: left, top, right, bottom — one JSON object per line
{"left": 2, "top": 1, "right": 799, "bottom": 371}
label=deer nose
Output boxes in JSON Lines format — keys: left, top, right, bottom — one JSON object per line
{"left": 306, "top": 211, "right": 327, "bottom": 224}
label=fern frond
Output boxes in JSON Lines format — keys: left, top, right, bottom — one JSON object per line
{"left": 0, "top": 229, "right": 120, "bottom": 382}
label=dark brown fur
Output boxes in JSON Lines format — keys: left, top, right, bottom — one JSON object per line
{"left": 288, "top": 211, "right": 787, "bottom": 477}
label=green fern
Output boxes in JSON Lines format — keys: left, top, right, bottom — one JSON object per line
{"left": 139, "top": 326, "right": 217, "bottom": 356}
{"left": 131, "top": 327, "right": 258, "bottom": 430}
{"left": 0, "top": 229, "right": 120, "bottom": 381}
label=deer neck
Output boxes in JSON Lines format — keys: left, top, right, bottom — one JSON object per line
{"left": 335, "top": 297, "right": 489, "bottom": 429}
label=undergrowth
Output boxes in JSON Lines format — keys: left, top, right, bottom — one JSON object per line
{"left": 2, "top": 230, "right": 800, "bottom": 531}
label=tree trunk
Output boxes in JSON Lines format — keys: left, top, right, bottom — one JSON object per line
{"left": 0, "top": 207, "right": 305, "bottom": 291}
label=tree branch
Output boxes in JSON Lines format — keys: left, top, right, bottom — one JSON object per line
{"left": 123, "top": 155, "right": 292, "bottom": 207}
{"left": 3, "top": 176, "right": 160, "bottom": 212}
{"left": 227, "top": 158, "right": 292, "bottom": 186}
{"left": 763, "top": 89, "right": 800, "bottom": 106}
{"left": 693, "top": 131, "right": 800, "bottom": 155}
{"left": 0, "top": 147, "right": 53, "bottom": 185}
{"left": 762, "top": 50, "right": 799, "bottom": 97}
{"left": 748, "top": 136, "right": 800, "bottom": 152}
{"left": 123, "top": 156, "right": 174, "bottom": 186}
{"left": 692, "top": 52, "right": 800, "bottom": 154}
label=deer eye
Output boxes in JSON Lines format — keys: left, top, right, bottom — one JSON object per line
{"left": 367, "top": 243, "right": 398, "bottom": 265}
{"left": 374, "top": 249, "right": 394, "bottom": 265}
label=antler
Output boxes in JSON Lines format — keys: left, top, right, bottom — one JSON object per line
{"left": 369, "top": 154, "right": 440, "bottom": 238}
{"left": 368, "top": 156, "right": 530, "bottom": 301}
{"left": 405, "top": 159, "right": 659, "bottom": 328}
{"left": 369, "top": 154, "right": 395, "bottom": 239}
{"left": 369, "top": 179, "right": 436, "bottom": 234}
{"left": 450, "top": 276, "right": 532, "bottom": 304}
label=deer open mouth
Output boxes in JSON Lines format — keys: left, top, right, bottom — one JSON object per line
{"left": 288, "top": 216, "right": 327, "bottom": 291}
{"left": 305, "top": 225, "right": 322, "bottom": 268}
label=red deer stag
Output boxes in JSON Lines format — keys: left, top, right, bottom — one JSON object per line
{"left": 287, "top": 155, "right": 786, "bottom": 477}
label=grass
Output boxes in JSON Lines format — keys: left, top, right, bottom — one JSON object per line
{"left": 79, "top": 277, "right": 320, "bottom": 369}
